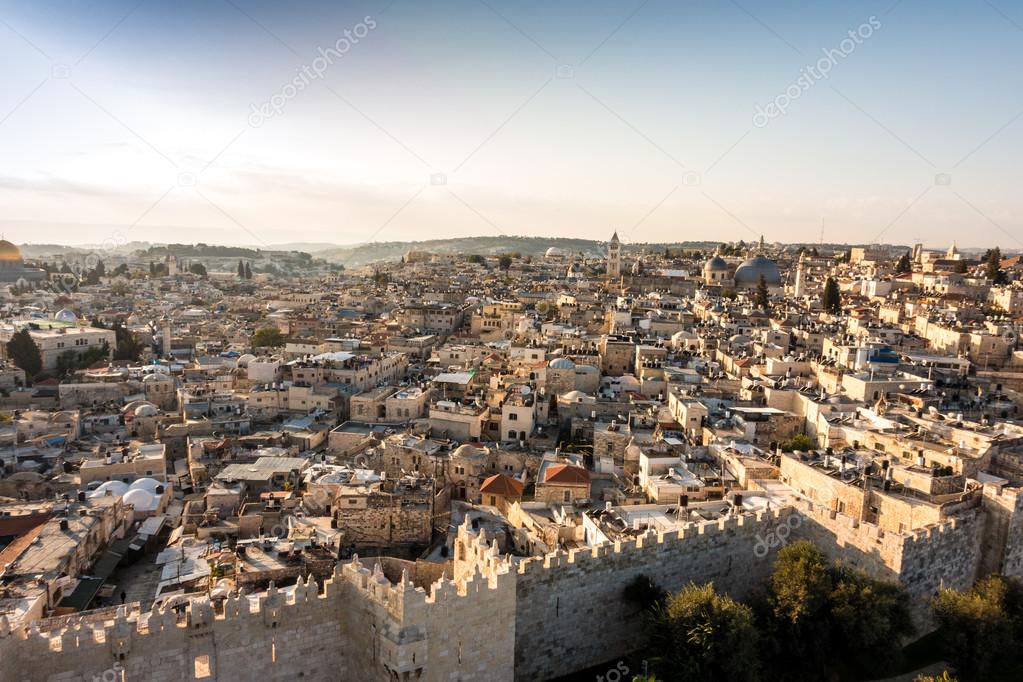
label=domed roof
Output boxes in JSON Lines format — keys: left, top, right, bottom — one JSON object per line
{"left": 451, "top": 444, "right": 486, "bottom": 460}
{"left": 562, "top": 390, "right": 589, "bottom": 401}
{"left": 129, "top": 477, "right": 163, "bottom": 494}
{"left": 704, "top": 255, "right": 729, "bottom": 273}
{"left": 142, "top": 372, "right": 171, "bottom": 383}
{"left": 90, "top": 480, "right": 129, "bottom": 497}
{"left": 544, "top": 247, "right": 563, "bottom": 258}
{"left": 734, "top": 254, "right": 781, "bottom": 286}
{"left": 0, "top": 240, "right": 22, "bottom": 262}
{"left": 548, "top": 357, "right": 575, "bottom": 370}
{"left": 123, "top": 488, "right": 158, "bottom": 512}
{"left": 133, "top": 404, "right": 159, "bottom": 418}
{"left": 54, "top": 308, "right": 77, "bottom": 323}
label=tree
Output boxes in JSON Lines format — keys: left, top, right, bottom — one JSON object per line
{"left": 6, "top": 329, "right": 41, "bottom": 379}
{"left": 764, "top": 541, "right": 913, "bottom": 680}
{"left": 915, "top": 673, "right": 959, "bottom": 682}
{"left": 780, "top": 433, "right": 814, "bottom": 452}
{"left": 466, "top": 254, "right": 485, "bottom": 264}
{"left": 647, "top": 582, "right": 760, "bottom": 682}
{"left": 826, "top": 566, "right": 914, "bottom": 675}
{"left": 953, "top": 260, "right": 968, "bottom": 274}
{"left": 111, "top": 321, "right": 143, "bottom": 361}
{"left": 237, "top": 259, "right": 245, "bottom": 278}
{"left": 498, "top": 254, "right": 513, "bottom": 271}
{"left": 984, "top": 247, "right": 1008, "bottom": 284}
{"left": 755, "top": 274, "right": 769, "bottom": 310}
{"left": 932, "top": 575, "right": 1023, "bottom": 681}
{"left": 896, "top": 252, "right": 912, "bottom": 274}
{"left": 822, "top": 277, "right": 841, "bottom": 313}
{"left": 244, "top": 262, "right": 253, "bottom": 279}
{"left": 251, "top": 327, "right": 285, "bottom": 348}
{"left": 189, "top": 262, "right": 207, "bottom": 277}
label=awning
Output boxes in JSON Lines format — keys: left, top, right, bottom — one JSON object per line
{"left": 58, "top": 576, "right": 105, "bottom": 611}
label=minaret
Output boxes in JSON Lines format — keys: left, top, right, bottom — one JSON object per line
{"left": 793, "top": 251, "right": 806, "bottom": 298}
{"left": 607, "top": 231, "right": 621, "bottom": 278}
{"left": 160, "top": 316, "right": 172, "bottom": 357}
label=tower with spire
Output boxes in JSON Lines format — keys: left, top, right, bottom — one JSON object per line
{"left": 607, "top": 231, "right": 621, "bottom": 278}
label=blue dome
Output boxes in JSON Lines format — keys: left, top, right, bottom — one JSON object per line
{"left": 734, "top": 254, "right": 781, "bottom": 287}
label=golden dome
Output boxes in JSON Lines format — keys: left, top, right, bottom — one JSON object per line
{"left": 0, "top": 240, "right": 22, "bottom": 262}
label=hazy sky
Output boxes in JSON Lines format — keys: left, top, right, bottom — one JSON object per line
{"left": 1, "top": 0, "right": 1021, "bottom": 249}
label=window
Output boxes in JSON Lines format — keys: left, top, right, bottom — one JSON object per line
{"left": 508, "top": 413, "right": 518, "bottom": 421}
{"left": 194, "top": 655, "right": 212, "bottom": 679}
{"left": 563, "top": 490, "right": 571, "bottom": 502}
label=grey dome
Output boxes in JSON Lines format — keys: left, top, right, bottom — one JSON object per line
{"left": 704, "top": 255, "right": 728, "bottom": 273}
{"left": 734, "top": 254, "right": 781, "bottom": 287}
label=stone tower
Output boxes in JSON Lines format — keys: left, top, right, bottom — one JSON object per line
{"left": 607, "top": 231, "right": 621, "bottom": 278}
{"left": 793, "top": 251, "right": 806, "bottom": 298}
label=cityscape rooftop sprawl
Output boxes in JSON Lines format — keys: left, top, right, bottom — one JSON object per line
{"left": 1, "top": 236, "right": 1022, "bottom": 680}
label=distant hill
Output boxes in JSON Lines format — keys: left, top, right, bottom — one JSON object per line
{"left": 317, "top": 236, "right": 723, "bottom": 267}
{"left": 315, "top": 236, "right": 913, "bottom": 267}
{"left": 17, "top": 236, "right": 926, "bottom": 268}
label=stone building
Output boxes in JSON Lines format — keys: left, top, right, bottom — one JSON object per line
{"left": 333, "top": 475, "right": 434, "bottom": 552}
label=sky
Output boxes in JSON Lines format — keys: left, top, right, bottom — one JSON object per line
{"left": 0, "top": 0, "right": 1022, "bottom": 249}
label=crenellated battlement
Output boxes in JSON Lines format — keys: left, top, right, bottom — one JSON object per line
{"left": 341, "top": 549, "right": 516, "bottom": 623}
{"left": 2, "top": 572, "right": 330, "bottom": 654}
{"left": 488, "top": 506, "right": 799, "bottom": 580}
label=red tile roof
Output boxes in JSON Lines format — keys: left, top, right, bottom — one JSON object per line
{"left": 480, "top": 473, "right": 524, "bottom": 498}
{"left": 543, "top": 463, "right": 590, "bottom": 486}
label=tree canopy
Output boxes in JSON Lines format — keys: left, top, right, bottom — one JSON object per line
{"left": 648, "top": 582, "right": 760, "bottom": 682}
{"left": 822, "top": 277, "right": 841, "bottom": 313}
{"left": 755, "top": 275, "right": 769, "bottom": 310}
{"left": 5, "top": 329, "right": 42, "bottom": 379}
{"left": 251, "top": 327, "right": 285, "bottom": 348}
{"left": 932, "top": 575, "right": 1023, "bottom": 681}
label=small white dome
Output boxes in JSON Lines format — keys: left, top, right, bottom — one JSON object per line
{"left": 129, "top": 477, "right": 163, "bottom": 494}
{"left": 54, "top": 308, "right": 78, "bottom": 323}
{"left": 548, "top": 357, "right": 575, "bottom": 370}
{"left": 90, "top": 480, "right": 129, "bottom": 497}
{"left": 123, "top": 488, "right": 158, "bottom": 512}
{"left": 237, "top": 353, "right": 256, "bottom": 368}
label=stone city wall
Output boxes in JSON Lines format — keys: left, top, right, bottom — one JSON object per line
{"left": 498, "top": 509, "right": 800, "bottom": 681}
